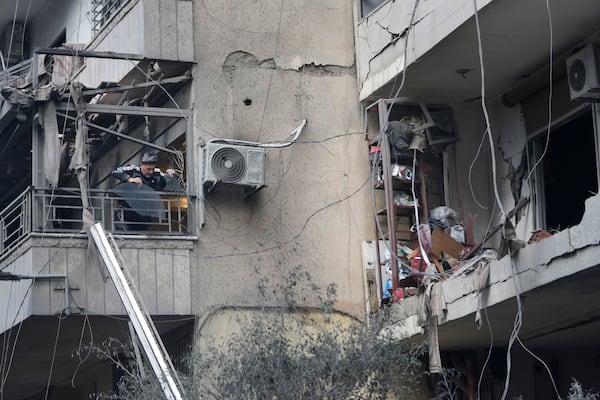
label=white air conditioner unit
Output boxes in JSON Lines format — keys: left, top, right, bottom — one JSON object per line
{"left": 202, "top": 142, "right": 266, "bottom": 194}
{"left": 566, "top": 44, "right": 600, "bottom": 101}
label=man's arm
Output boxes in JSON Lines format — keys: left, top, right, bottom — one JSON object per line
{"left": 112, "top": 165, "right": 137, "bottom": 183}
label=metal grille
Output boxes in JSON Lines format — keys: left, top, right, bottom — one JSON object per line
{"left": 0, "top": 188, "right": 32, "bottom": 256}
{"left": 0, "top": 187, "right": 191, "bottom": 257}
{"left": 91, "top": 0, "right": 129, "bottom": 35}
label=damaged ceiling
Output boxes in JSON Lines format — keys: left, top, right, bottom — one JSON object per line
{"left": 362, "top": 0, "right": 600, "bottom": 104}
{"left": 0, "top": 55, "right": 192, "bottom": 208}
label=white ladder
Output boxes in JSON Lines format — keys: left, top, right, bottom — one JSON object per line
{"left": 88, "top": 223, "right": 185, "bottom": 400}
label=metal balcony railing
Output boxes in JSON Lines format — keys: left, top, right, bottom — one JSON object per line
{"left": 0, "top": 188, "right": 32, "bottom": 255}
{"left": 91, "top": 0, "right": 130, "bottom": 35}
{"left": 0, "top": 186, "right": 190, "bottom": 255}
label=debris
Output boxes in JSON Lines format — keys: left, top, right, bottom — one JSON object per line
{"left": 528, "top": 228, "right": 553, "bottom": 244}
{"left": 430, "top": 206, "right": 460, "bottom": 229}
{"left": 431, "top": 227, "right": 463, "bottom": 260}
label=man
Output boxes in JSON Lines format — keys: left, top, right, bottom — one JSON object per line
{"left": 111, "top": 150, "right": 176, "bottom": 231}
{"left": 112, "top": 151, "right": 176, "bottom": 190}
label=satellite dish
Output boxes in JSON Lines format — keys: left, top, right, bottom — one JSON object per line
{"left": 569, "top": 59, "right": 587, "bottom": 92}
{"left": 210, "top": 147, "right": 246, "bottom": 182}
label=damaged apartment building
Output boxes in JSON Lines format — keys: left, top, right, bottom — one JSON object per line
{"left": 0, "top": 0, "right": 369, "bottom": 398}
{"left": 1, "top": 0, "right": 600, "bottom": 399}
{"left": 356, "top": 0, "right": 600, "bottom": 398}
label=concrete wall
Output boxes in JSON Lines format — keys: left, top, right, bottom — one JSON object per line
{"left": 190, "top": 0, "right": 370, "bottom": 319}
{"left": 80, "top": 0, "right": 193, "bottom": 88}
{"left": 143, "top": 0, "right": 193, "bottom": 62}
{"left": 446, "top": 99, "right": 537, "bottom": 244}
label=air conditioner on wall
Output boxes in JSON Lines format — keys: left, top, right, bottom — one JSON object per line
{"left": 201, "top": 142, "right": 266, "bottom": 195}
{"left": 566, "top": 43, "right": 600, "bottom": 101}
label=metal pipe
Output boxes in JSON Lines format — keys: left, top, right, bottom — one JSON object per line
{"left": 34, "top": 47, "right": 144, "bottom": 61}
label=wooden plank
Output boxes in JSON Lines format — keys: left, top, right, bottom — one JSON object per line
{"left": 431, "top": 227, "right": 463, "bottom": 260}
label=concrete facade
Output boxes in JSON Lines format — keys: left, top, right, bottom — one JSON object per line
{"left": 356, "top": 0, "right": 600, "bottom": 398}
{"left": 189, "top": 0, "right": 369, "bottom": 318}
{"left": 0, "top": 0, "right": 371, "bottom": 398}
{"left": 2, "top": 0, "right": 600, "bottom": 398}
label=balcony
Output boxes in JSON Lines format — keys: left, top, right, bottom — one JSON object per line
{"left": 81, "top": 0, "right": 194, "bottom": 89}
{"left": 0, "top": 185, "right": 195, "bottom": 337}
{"left": 1, "top": 186, "right": 190, "bottom": 258}
{"left": 355, "top": 0, "right": 600, "bottom": 102}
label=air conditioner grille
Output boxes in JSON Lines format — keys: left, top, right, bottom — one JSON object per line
{"left": 211, "top": 147, "right": 246, "bottom": 182}
{"left": 566, "top": 44, "right": 600, "bottom": 101}
{"left": 569, "top": 59, "right": 587, "bottom": 92}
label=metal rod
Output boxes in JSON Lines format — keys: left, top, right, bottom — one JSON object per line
{"left": 56, "top": 112, "right": 180, "bottom": 155}
{"left": 34, "top": 47, "right": 144, "bottom": 61}
{"left": 381, "top": 131, "right": 399, "bottom": 290}
{"left": 81, "top": 75, "right": 192, "bottom": 96}
{"left": 56, "top": 102, "right": 191, "bottom": 118}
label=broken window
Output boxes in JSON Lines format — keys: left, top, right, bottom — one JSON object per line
{"left": 522, "top": 74, "right": 600, "bottom": 232}
{"left": 533, "top": 109, "right": 598, "bottom": 231}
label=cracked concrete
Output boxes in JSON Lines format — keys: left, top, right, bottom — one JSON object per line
{"left": 501, "top": 149, "right": 527, "bottom": 223}
{"left": 223, "top": 50, "right": 355, "bottom": 83}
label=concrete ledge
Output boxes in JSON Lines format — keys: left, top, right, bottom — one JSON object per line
{"left": 386, "top": 194, "right": 600, "bottom": 339}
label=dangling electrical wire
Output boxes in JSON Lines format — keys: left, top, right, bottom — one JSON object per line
{"left": 5, "top": 0, "right": 20, "bottom": 71}
{"left": 524, "top": 0, "right": 554, "bottom": 189}
{"left": 44, "top": 308, "right": 66, "bottom": 400}
{"left": 386, "top": 0, "right": 421, "bottom": 117}
{"left": 472, "top": 0, "right": 506, "bottom": 221}
{"left": 468, "top": 128, "right": 491, "bottom": 210}
{"left": 411, "top": 148, "right": 432, "bottom": 267}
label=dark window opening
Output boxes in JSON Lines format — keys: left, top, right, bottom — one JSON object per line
{"left": 540, "top": 111, "right": 598, "bottom": 231}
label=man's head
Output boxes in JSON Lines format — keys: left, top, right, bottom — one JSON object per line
{"left": 140, "top": 151, "right": 158, "bottom": 177}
